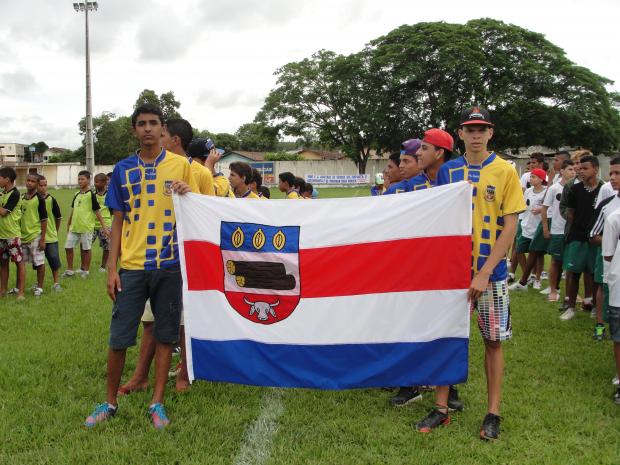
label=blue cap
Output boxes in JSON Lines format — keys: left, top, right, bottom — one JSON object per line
{"left": 400, "top": 138, "right": 422, "bottom": 156}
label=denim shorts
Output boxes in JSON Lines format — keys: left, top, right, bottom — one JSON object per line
{"left": 109, "top": 266, "right": 183, "bottom": 349}
{"left": 44, "top": 242, "right": 62, "bottom": 271}
{"left": 609, "top": 305, "right": 620, "bottom": 343}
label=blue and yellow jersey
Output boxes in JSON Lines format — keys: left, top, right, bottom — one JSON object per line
{"left": 106, "top": 149, "right": 198, "bottom": 271}
{"left": 406, "top": 173, "right": 434, "bottom": 191}
{"left": 213, "top": 173, "right": 235, "bottom": 198}
{"left": 189, "top": 158, "right": 216, "bottom": 196}
{"left": 382, "top": 180, "right": 408, "bottom": 195}
{"left": 437, "top": 152, "right": 525, "bottom": 282}
{"left": 239, "top": 190, "right": 260, "bottom": 199}
{"left": 286, "top": 190, "right": 301, "bottom": 199}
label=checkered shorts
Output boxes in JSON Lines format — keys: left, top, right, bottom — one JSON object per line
{"left": 92, "top": 229, "right": 110, "bottom": 251}
{"left": 0, "top": 237, "right": 23, "bottom": 263}
{"left": 472, "top": 280, "right": 512, "bottom": 341}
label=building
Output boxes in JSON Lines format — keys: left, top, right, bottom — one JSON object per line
{"left": 0, "top": 143, "right": 27, "bottom": 164}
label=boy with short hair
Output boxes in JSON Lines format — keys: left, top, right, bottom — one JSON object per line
{"left": 63, "top": 171, "right": 109, "bottom": 278}
{"left": 250, "top": 168, "right": 268, "bottom": 199}
{"left": 278, "top": 172, "right": 300, "bottom": 199}
{"left": 417, "top": 107, "right": 525, "bottom": 440}
{"left": 84, "top": 103, "right": 198, "bottom": 429}
{"left": 541, "top": 160, "right": 576, "bottom": 302}
{"left": 20, "top": 173, "right": 48, "bottom": 296}
{"left": 302, "top": 183, "right": 314, "bottom": 199}
{"left": 0, "top": 167, "right": 25, "bottom": 300}
{"left": 383, "top": 148, "right": 412, "bottom": 195}
{"left": 229, "top": 162, "right": 260, "bottom": 198}
{"left": 93, "top": 173, "right": 112, "bottom": 272}
{"left": 37, "top": 175, "right": 63, "bottom": 291}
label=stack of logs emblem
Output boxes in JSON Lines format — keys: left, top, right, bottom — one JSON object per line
{"left": 227, "top": 227, "right": 296, "bottom": 291}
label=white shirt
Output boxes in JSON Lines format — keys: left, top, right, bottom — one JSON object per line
{"left": 521, "top": 187, "right": 547, "bottom": 239}
{"left": 543, "top": 182, "right": 566, "bottom": 235}
{"left": 595, "top": 181, "right": 615, "bottom": 208}
{"left": 602, "top": 209, "right": 620, "bottom": 306}
{"left": 552, "top": 173, "right": 561, "bottom": 185}
{"left": 520, "top": 172, "right": 530, "bottom": 189}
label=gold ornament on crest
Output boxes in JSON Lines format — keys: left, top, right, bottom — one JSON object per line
{"left": 252, "top": 229, "right": 266, "bottom": 250}
{"left": 273, "top": 230, "right": 286, "bottom": 251}
{"left": 232, "top": 227, "right": 244, "bottom": 249}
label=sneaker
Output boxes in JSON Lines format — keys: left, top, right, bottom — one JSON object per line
{"left": 52, "top": 283, "right": 62, "bottom": 292}
{"left": 98, "top": 267, "right": 106, "bottom": 273}
{"left": 593, "top": 323, "right": 606, "bottom": 341}
{"left": 415, "top": 408, "right": 450, "bottom": 433}
{"left": 540, "top": 271, "right": 549, "bottom": 281}
{"left": 84, "top": 402, "right": 117, "bottom": 427}
{"left": 539, "top": 287, "right": 551, "bottom": 295}
{"left": 149, "top": 402, "right": 170, "bottom": 430}
{"left": 168, "top": 361, "right": 181, "bottom": 379}
{"left": 532, "top": 280, "right": 541, "bottom": 290}
{"left": 612, "top": 375, "right": 619, "bottom": 386}
{"left": 560, "top": 308, "right": 576, "bottom": 321}
{"left": 448, "top": 385, "right": 464, "bottom": 412}
{"left": 7, "top": 287, "right": 19, "bottom": 294}
{"left": 581, "top": 299, "right": 593, "bottom": 312}
{"left": 172, "top": 345, "right": 181, "bottom": 357}
{"left": 614, "top": 388, "right": 620, "bottom": 405}
{"left": 33, "top": 287, "right": 43, "bottom": 297}
{"left": 480, "top": 413, "right": 501, "bottom": 440}
{"left": 508, "top": 281, "right": 528, "bottom": 291}
{"left": 62, "top": 270, "right": 75, "bottom": 278}
{"left": 390, "top": 387, "right": 423, "bottom": 406}
{"left": 507, "top": 273, "right": 515, "bottom": 284}
{"left": 590, "top": 308, "right": 597, "bottom": 319}
{"left": 77, "top": 270, "right": 90, "bottom": 279}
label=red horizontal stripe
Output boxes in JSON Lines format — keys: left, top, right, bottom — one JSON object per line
{"left": 183, "top": 236, "right": 471, "bottom": 296}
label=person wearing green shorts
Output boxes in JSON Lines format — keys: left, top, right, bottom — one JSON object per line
{"left": 561, "top": 155, "right": 603, "bottom": 321}
{"left": 509, "top": 168, "right": 547, "bottom": 291}
{"left": 589, "top": 158, "right": 620, "bottom": 338}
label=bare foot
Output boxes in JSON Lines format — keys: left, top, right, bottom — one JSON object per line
{"left": 118, "top": 380, "right": 149, "bottom": 396}
{"left": 176, "top": 372, "right": 190, "bottom": 393}
{"left": 16, "top": 294, "right": 25, "bottom": 301}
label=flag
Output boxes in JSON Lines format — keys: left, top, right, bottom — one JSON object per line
{"left": 174, "top": 181, "right": 472, "bottom": 390}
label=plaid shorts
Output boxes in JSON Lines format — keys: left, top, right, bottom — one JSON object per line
{"left": 472, "top": 279, "right": 512, "bottom": 341}
{"left": 92, "top": 229, "right": 110, "bottom": 251}
{"left": 0, "top": 237, "right": 23, "bottom": 263}
{"left": 21, "top": 236, "right": 46, "bottom": 267}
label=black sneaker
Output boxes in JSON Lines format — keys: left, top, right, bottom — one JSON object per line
{"left": 448, "top": 385, "right": 464, "bottom": 412}
{"left": 593, "top": 323, "right": 606, "bottom": 341}
{"left": 614, "top": 388, "right": 620, "bottom": 405}
{"left": 390, "top": 387, "right": 422, "bottom": 406}
{"left": 415, "top": 408, "right": 450, "bottom": 433}
{"left": 480, "top": 413, "right": 501, "bottom": 440}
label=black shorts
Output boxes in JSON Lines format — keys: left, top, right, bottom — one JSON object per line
{"left": 108, "top": 266, "right": 183, "bottom": 349}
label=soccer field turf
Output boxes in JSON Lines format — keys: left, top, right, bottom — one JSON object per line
{"left": 0, "top": 188, "right": 618, "bottom": 465}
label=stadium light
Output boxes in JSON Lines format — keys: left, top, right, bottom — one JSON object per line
{"left": 73, "top": 2, "right": 98, "bottom": 176}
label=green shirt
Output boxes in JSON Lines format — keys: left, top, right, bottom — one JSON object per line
{"left": 20, "top": 192, "right": 48, "bottom": 243}
{"left": 95, "top": 191, "right": 112, "bottom": 229}
{"left": 70, "top": 190, "right": 100, "bottom": 234}
{"left": 43, "top": 194, "right": 62, "bottom": 244}
{"left": 0, "top": 187, "right": 22, "bottom": 240}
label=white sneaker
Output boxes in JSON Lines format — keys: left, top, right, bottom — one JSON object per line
{"left": 613, "top": 375, "right": 619, "bottom": 386}
{"left": 62, "top": 270, "right": 75, "bottom": 278}
{"left": 33, "top": 287, "right": 43, "bottom": 297}
{"left": 540, "top": 287, "right": 551, "bottom": 295}
{"left": 77, "top": 270, "right": 89, "bottom": 279}
{"left": 98, "top": 267, "right": 106, "bottom": 273}
{"left": 540, "top": 271, "right": 549, "bottom": 280}
{"left": 560, "top": 308, "right": 576, "bottom": 320}
{"left": 532, "top": 280, "right": 541, "bottom": 290}
{"left": 52, "top": 283, "right": 62, "bottom": 292}
{"left": 508, "top": 281, "right": 528, "bottom": 291}
{"left": 7, "top": 287, "right": 19, "bottom": 294}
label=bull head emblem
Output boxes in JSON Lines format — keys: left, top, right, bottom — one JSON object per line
{"left": 244, "top": 297, "right": 280, "bottom": 321}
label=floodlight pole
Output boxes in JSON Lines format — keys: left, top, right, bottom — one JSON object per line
{"left": 74, "top": 2, "right": 98, "bottom": 175}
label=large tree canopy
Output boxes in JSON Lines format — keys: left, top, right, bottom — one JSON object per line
{"left": 261, "top": 19, "right": 620, "bottom": 172}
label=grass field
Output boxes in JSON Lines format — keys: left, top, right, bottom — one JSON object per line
{"left": 1, "top": 187, "right": 619, "bottom": 465}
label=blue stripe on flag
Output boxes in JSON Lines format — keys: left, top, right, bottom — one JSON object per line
{"left": 191, "top": 337, "right": 468, "bottom": 389}
{"left": 221, "top": 222, "right": 299, "bottom": 253}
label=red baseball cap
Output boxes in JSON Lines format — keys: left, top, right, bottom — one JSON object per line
{"left": 422, "top": 128, "right": 454, "bottom": 153}
{"left": 530, "top": 168, "right": 547, "bottom": 183}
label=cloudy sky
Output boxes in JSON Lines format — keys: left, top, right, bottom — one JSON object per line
{"left": 1, "top": 0, "right": 619, "bottom": 150}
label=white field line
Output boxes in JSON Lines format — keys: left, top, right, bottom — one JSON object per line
{"left": 233, "top": 388, "right": 285, "bottom": 465}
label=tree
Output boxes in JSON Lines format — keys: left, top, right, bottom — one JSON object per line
{"left": 261, "top": 20, "right": 620, "bottom": 172}
{"left": 134, "top": 89, "right": 182, "bottom": 121}
{"left": 26, "top": 141, "right": 49, "bottom": 161}
{"left": 236, "top": 122, "right": 279, "bottom": 152}
{"left": 214, "top": 133, "right": 240, "bottom": 152}
{"left": 78, "top": 111, "right": 136, "bottom": 164}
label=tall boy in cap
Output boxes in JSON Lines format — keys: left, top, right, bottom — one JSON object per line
{"left": 408, "top": 129, "right": 454, "bottom": 190}
{"left": 415, "top": 107, "right": 525, "bottom": 440}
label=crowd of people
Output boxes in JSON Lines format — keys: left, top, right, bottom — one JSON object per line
{"left": 1, "top": 102, "right": 618, "bottom": 439}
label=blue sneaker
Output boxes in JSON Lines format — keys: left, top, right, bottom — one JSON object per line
{"left": 84, "top": 402, "right": 116, "bottom": 427}
{"left": 149, "top": 403, "right": 170, "bottom": 430}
